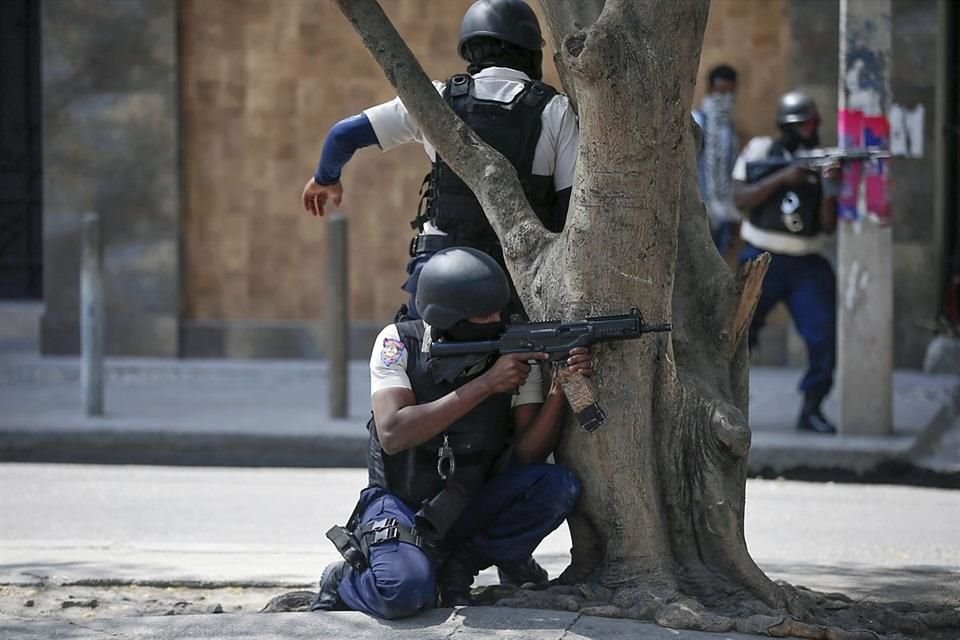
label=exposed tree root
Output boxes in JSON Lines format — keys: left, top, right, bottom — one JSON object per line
{"left": 481, "top": 580, "right": 959, "bottom": 639}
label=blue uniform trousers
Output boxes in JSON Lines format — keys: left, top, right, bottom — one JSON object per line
{"left": 337, "top": 463, "right": 581, "bottom": 620}
{"left": 739, "top": 244, "right": 836, "bottom": 399}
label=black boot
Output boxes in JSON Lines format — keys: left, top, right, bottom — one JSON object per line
{"left": 497, "top": 555, "right": 548, "bottom": 587}
{"left": 309, "top": 560, "right": 349, "bottom": 611}
{"left": 437, "top": 552, "right": 483, "bottom": 607}
{"left": 797, "top": 395, "right": 836, "bottom": 434}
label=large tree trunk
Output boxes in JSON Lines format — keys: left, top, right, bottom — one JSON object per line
{"left": 331, "top": 1, "right": 958, "bottom": 637}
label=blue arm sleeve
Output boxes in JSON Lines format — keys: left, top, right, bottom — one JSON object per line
{"left": 314, "top": 114, "right": 380, "bottom": 185}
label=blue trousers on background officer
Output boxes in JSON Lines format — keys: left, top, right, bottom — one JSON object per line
{"left": 337, "top": 463, "right": 581, "bottom": 619}
{"left": 739, "top": 244, "right": 837, "bottom": 400}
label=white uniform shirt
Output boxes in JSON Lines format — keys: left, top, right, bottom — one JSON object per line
{"left": 369, "top": 323, "right": 544, "bottom": 408}
{"left": 363, "top": 66, "right": 579, "bottom": 235}
{"left": 733, "top": 136, "right": 824, "bottom": 256}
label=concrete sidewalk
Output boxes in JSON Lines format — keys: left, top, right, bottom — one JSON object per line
{"left": 0, "top": 353, "right": 957, "bottom": 478}
{"left": 0, "top": 608, "right": 795, "bottom": 640}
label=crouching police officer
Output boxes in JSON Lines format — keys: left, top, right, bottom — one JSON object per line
{"left": 301, "top": 0, "right": 578, "bottom": 320}
{"left": 310, "top": 247, "right": 588, "bottom": 619}
{"left": 733, "top": 91, "right": 840, "bottom": 434}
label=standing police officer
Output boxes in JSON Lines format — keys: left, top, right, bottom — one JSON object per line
{"left": 310, "top": 248, "right": 588, "bottom": 619}
{"left": 732, "top": 92, "right": 840, "bottom": 434}
{"left": 301, "top": 0, "right": 578, "bottom": 319}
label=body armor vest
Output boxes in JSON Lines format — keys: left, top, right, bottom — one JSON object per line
{"left": 424, "top": 74, "right": 559, "bottom": 257}
{"left": 747, "top": 140, "right": 822, "bottom": 238}
{"left": 367, "top": 320, "right": 515, "bottom": 510}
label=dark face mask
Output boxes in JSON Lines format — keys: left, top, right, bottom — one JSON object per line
{"left": 442, "top": 319, "right": 505, "bottom": 342}
{"left": 781, "top": 124, "right": 820, "bottom": 152}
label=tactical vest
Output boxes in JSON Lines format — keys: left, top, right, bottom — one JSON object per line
{"left": 422, "top": 73, "right": 559, "bottom": 256}
{"left": 366, "top": 320, "right": 515, "bottom": 510}
{"left": 747, "top": 141, "right": 822, "bottom": 238}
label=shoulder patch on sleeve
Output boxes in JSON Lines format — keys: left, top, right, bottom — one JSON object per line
{"left": 380, "top": 337, "right": 406, "bottom": 367}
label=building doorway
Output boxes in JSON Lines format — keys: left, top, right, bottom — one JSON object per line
{"left": 0, "top": 0, "right": 42, "bottom": 299}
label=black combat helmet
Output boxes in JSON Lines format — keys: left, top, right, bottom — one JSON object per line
{"left": 776, "top": 91, "right": 818, "bottom": 125}
{"left": 415, "top": 247, "right": 510, "bottom": 329}
{"left": 458, "top": 0, "right": 544, "bottom": 61}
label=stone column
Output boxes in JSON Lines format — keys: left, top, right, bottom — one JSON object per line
{"left": 40, "top": 0, "right": 180, "bottom": 357}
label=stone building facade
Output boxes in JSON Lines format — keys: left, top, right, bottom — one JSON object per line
{"left": 10, "top": 0, "right": 955, "bottom": 366}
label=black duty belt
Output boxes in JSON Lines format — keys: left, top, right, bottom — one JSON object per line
{"left": 409, "top": 233, "right": 456, "bottom": 257}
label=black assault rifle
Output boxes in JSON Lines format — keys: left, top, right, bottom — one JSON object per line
{"left": 745, "top": 146, "right": 891, "bottom": 183}
{"left": 429, "top": 308, "right": 671, "bottom": 432}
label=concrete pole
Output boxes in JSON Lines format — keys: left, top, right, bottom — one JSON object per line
{"left": 80, "top": 212, "right": 104, "bottom": 416}
{"left": 836, "top": 0, "right": 893, "bottom": 435}
{"left": 326, "top": 214, "right": 349, "bottom": 419}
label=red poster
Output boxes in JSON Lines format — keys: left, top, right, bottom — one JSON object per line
{"left": 836, "top": 109, "right": 891, "bottom": 225}
{"left": 838, "top": 108, "right": 863, "bottom": 147}
{"left": 865, "top": 165, "right": 891, "bottom": 223}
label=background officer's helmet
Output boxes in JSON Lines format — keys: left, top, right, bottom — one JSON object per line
{"left": 415, "top": 247, "right": 510, "bottom": 330}
{"left": 776, "top": 91, "right": 819, "bottom": 125}
{"left": 458, "top": 0, "right": 545, "bottom": 61}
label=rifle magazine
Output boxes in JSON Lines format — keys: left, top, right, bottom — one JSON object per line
{"left": 557, "top": 366, "right": 606, "bottom": 432}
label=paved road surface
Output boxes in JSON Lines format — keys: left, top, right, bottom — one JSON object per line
{"left": 1, "top": 464, "right": 957, "bottom": 606}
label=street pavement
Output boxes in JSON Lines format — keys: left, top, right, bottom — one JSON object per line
{"left": 0, "top": 349, "right": 958, "bottom": 637}
{"left": 0, "top": 464, "right": 958, "bottom": 638}
{"left": 1, "top": 353, "right": 958, "bottom": 479}
{"left": 0, "top": 608, "right": 820, "bottom": 640}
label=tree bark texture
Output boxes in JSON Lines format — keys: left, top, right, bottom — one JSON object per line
{"left": 332, "top": 1, "right": 959, "bottom": 637}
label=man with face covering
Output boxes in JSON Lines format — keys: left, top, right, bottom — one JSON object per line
{"left": 309, "top": 247, "right": 589, "bottom": 619}
{"left": 732, "top": 91, "right": 841, "bottom": 435}
{"left": 693, "top": 64, "right": 740, "bottom": 255}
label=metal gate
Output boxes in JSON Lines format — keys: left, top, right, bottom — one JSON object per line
{"left": 0, "top": 0, "right": 42, "bottom": 299}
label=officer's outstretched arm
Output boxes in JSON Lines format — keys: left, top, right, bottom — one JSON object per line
{"left": 302, "top": 113, "right": 380, "bottom": 217}
{"left": 372, "top": 352, "right": 547, "bottom": 455}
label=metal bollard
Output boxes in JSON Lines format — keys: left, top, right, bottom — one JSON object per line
{"left": 80, "top": 212, "right": 104, "bottom": 416}
{"left": 326, "top": 214, "right": 349, "bottom": 419}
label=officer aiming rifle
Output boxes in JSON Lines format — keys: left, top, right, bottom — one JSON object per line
{"left": 312, "top": 247, "right": 592, "bottom": 617}
{"left": 430, "top": 309, "right": 672, "bottom": 432}
{"left": 733, "top": 91, "right": 872, "bottom": 435}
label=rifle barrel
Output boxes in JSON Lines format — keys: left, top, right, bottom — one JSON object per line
{"left": 642, "top": 323, "right": 672, "bottom": 333}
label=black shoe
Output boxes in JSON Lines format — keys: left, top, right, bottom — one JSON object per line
{"left": 437, "top": 555, "right": 478, "bottom": 607}
{"left": 309, "top": 561, "right": 349, "bottom": 611}
{"left": 798, "top": 406, "right": 837, "bottom": 434}
{"left": 497, "top": 556, "right": 548, "bottom": 587}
